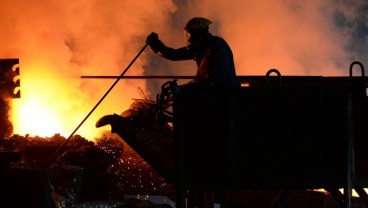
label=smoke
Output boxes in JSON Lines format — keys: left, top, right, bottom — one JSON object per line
{"left": 147, "top": 0, "right": 368, "bottom": 77}
{"left": 0, "top": 0, "right": 366, "bottom": 139}
{"left": 333, "top": 1, "right": 368, "bottom": 67}
{"left": 0, "top": 0, "right": 176, "bottom": 139}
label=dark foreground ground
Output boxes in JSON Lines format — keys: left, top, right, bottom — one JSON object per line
{"left": 0, "top": 134, "right": 174, "bottom": 207}
{"left": 0, "top": 134, "right": 365, "bottom": 208}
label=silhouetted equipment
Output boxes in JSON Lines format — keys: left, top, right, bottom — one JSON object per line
{"left": 0, "top": 151, "right": 54, "bottom": 207}
{"left": 0, "top": 59, "right": 20, "bottom": 137}
{"left": 98, "top": 61, "right": 368, "bottom": 208}
{"left": 174, "top": 61, "right": 368, "bottom": 208}
{"left": 0, "top": 58, "right": 21, "bottom": 98}
{"left": 0, "top": 59, "right": 53, "bottom": 207}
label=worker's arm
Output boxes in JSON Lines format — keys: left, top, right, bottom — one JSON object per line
{"left": 146, "top": 32, "right": 193, "bottom": 61}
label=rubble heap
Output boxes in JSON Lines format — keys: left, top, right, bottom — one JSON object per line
{"left": 0, "top": 134, "right": 174, "bottom": 208}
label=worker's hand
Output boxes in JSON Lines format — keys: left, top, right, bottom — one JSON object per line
{"left": 146, "top": 32, "right": 161, "bottom": 53}
{"left": 146, "top": 32, "right": 159, "bottom": 45}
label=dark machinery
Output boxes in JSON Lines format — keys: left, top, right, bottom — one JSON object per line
{"left": 0, "top": 58, "right": 21, "bottom": 99}
{"left": 98, "top": 61, "right": 368, "bottom": 208}
{"left": 174, "top": 61, "right": 368, "bottom": 208}
{"left": 0, "top": 59, "right": 20, "bottom": 138}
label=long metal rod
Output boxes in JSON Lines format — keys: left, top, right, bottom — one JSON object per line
{"left": 81, "top": 75, "right": 195, "bottom": 79}
{"left": 43, "top": 43, "right": 148, "bottom": 168}
{"left": 81, "top": 75, "right": 321, "bottom": 80}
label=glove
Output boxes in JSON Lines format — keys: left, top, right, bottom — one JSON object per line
{"left": 146, "top": 32, "right": 161, "bottom": 54}
{"left": 146, "top": 32, "right": 159, "bottom": 44}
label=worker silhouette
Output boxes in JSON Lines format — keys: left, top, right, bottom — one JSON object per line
{"left": 95, "top": 17, "right": 240, "bottom": 208}
{"left": 146, "top": 17, "right": 240, "bottom": 87}
{"left": 96, "top": 17, "right": 240, "bottom": 128}
{"left": 147, "top": 17, "right": 241, "bottom": 208}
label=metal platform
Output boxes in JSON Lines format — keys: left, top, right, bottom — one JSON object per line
{"left": 173, "top": 62, "right": 368, "bottom": 208}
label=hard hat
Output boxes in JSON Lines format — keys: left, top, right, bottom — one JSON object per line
{"left": 184, "top": 17, "right": 212, "bottom": 31}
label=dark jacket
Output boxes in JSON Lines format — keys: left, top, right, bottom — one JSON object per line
{"left": 157, "top": 34, "right": 240, "bottom": 87}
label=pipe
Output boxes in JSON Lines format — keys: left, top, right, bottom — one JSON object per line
{"left": 43, "top": 43, "right": 149, "bottom": 168}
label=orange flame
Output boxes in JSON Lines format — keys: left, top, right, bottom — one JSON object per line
{"left": 10, "top": 61, "right": 147, "bottom": 141}
{"left": 2, "top": 0, "right": 364, "bottom": 140}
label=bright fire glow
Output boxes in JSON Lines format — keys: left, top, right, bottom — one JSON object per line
{"left": 10, "top": 62, "right": 146, "bottom": 140}
{"left": 1, "top": 1, "right": 366, "bottom": 140}
{"left": 10, "top": 64, "right": 100, "bottom": 139}
{"left": 15, "top": 96, "right": 66, "bottom": 137}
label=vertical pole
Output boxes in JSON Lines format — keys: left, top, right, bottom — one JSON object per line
{"left": 345, "top": 92, "right": 354, "bottom": 208}
{"left": 174, "top": 93, "right": 186, "bottom": 208}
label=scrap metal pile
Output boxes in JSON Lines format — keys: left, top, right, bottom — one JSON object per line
{"left": 0, "top": 134, "right": 174, "bottom": 208}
